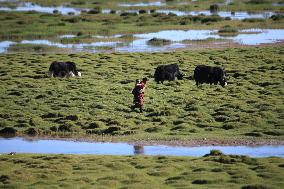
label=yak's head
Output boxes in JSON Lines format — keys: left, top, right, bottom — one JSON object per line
{"left": 220, "top": 75, "right": 227, "bottom": 87}
{"left": 73, "top": 70, "right": 81, "bottom": 77}
{"left": 177, "top": 73, "right": 184, "bottom": 80}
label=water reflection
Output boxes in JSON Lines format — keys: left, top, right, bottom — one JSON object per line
{"left": 0, "top": 137, "right": 283, "bottom": 157}
{"left": 133, "top": 145, "right": 145, "bottom": 155}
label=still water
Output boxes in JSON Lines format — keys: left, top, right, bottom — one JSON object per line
{"left": 0, "top": 137, "right": 283, "bottom": 157}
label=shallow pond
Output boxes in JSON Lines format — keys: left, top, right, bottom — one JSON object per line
{"left": 1, "top": 29, "right": 284, "bottom": 53}
{"left": 0, "top": 137, "right": 283, "bottom": 157}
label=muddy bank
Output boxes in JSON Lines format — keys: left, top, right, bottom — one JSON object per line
{"left": 130, "top": 138, "right": 284, "bottom": 147}
{"left": 6, "top": 134, "right": 284, "bottom": 147}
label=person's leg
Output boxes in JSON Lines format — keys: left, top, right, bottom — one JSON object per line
{"left": 140, "top": 105, "right": 143, "bottom": 113}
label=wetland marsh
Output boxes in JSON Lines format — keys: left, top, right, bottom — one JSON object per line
{"left": 0, "top": 0, "right": 284, "bottom": 188}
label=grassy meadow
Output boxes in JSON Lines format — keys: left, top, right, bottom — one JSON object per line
{"left": 0, "top": 46, "right": 283, "bottom": 141}
{"left": 0, "top": 152, "right": 284, "bottom": 188}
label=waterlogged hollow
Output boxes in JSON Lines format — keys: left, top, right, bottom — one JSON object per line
{"left": 0, "top": 137, "right": 283, "bottom": 157}
{"left": 1, "top": 29, "right": 284, "bottom": 53}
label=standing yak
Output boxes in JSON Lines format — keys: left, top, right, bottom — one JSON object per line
{"left": 154, "top": 64, "right": 183, "bottom": 84}
{"left": 194, "top": 65, "right": 227, "bottom": 87}
{"left": 48, "top": 61, "right": 81, "bottom": 78}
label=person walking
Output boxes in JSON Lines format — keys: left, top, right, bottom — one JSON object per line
{"left": 131, "top": 77, "right": 148, "bottom": 112}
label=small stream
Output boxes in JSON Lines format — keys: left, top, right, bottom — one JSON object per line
{"left": 0, "top": 137, "right": 283, "bottom": 157}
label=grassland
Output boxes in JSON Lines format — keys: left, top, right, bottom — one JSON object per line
{"left": 0, "top": 152, "right": 283, "bottom": 188}
{"left": 0, "top": 46, "right": 283, "bottom": 142}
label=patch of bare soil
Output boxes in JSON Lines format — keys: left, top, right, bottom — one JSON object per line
{"left": 130, "top": 138, "right": 284, "bottom": 147}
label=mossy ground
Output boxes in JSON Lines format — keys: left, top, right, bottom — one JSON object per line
{"left": 0, "top": 46, "right": 283, "bottom": 141}
{"left": 0, "top": 153, "right": 283, "bottom": 188}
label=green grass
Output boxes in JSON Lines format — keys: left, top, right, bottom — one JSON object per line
{"left": 147, "top": 37, "right": 171, "bottom": 46}
{"left": 0, "top": 153, "right": 283, "bottom": 188}
{"left": 218, "top": 25, "right": 238, "bottom": 33}
{"left": 0, "top": 46, "right": 283, "bottom": 141}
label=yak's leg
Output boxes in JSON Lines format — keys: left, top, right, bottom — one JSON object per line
{"left": 196, "top": 81, "right": 199, "bottom": 86}
{"left": 48, "top": 71, "right": 54, "bottom": 77}
{"left": 68, "top": 71, "right": 75, "bottom": 77}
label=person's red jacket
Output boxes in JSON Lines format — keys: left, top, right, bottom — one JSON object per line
{"left": 138, "top": 81, "right": 146, "bottom": 104}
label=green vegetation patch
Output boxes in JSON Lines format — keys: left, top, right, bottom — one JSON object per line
{"left": 147, "top": 37, "right": 171, "bottom": 46}
{"left": 0, "top": 154, "right": 283, "bottom": 188}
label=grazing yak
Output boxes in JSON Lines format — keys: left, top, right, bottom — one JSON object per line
{"left": 48, "top": 61, "right": 81, "bottom": 78}
{"left": 154, "top": 63, "right": 183, "bottom": 84}
{"left": 194, "top": 65, "right": 227, "bottom": 87}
